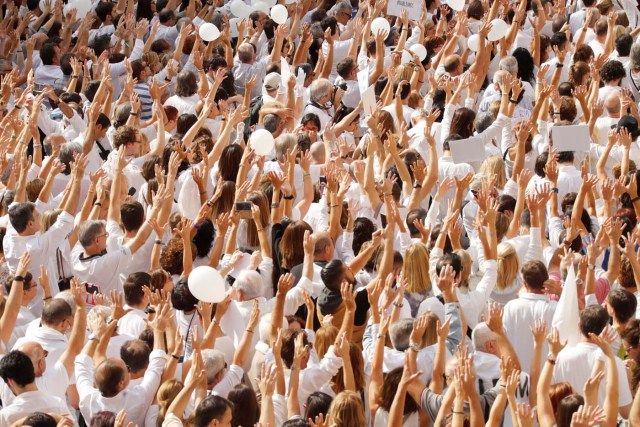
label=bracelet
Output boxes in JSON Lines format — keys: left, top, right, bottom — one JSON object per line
{"left": 290, "top": 364, "right": 300, "bottom": 371}
{"left": 199, "top": 191, "right": 207, "bottom": 195}
{"left": 171, "top": 354, "right": 180, "bottom": 360}
{"left": 93, "top": 202, "right": 102, "bottom": 207}
{"left": 256, "top": 228, "right": 264, "bottom": 232}
{"left": 34, "top": 144, "right": 42, "bottom": 148}
{"left": 509, "top": 99, "right": 517, "bottom": 104}
{"left": 453, "top": 411, "right": 464, "bottom": 415}
{"left": 246, "top": 329, "right": 254, "bottom": 333}
{"left": 129, "top": 112, "right": 138, "bottom": 116}
{"left": 393, "top": 302, "right": 404, "bottom": 308}
{"left": 303, "top": 173, "right": 311, "bottom": 178}
{"left": 376, "top": 334, "right": 385, "bottom": 339}
{"left": 550, "top": 187, "right": 559, "bottom": 193}
{"left": 383, "top": 193, "right": 392, "bottom": 197}
{"left": 547, "top": 357, "right": 556, "bottom": 365}
{"left": 71, "top": 74, "right": 79, "bottom": 78}
{"left": 271, "top": 203, "right": 280, "bottom": 208}
{"left": 43, "top": 296, "right": 52, "bottom": 301}
{"left": 154, "top": 239, "right": 162, "bottom": 245}
{"left": 13, "top": 275, "right": 24, "bottom": 282}
{"left": 632, "top": 196, "right": 640, "bottom": 203}
{"left": 283, "top": 194, "right": 294, "bottom": 200}
{"left": 331, "top": 204, "right": 340, "bottom": 208}
{"left": 587, "top": 264, "right": 596, "bottom": 271}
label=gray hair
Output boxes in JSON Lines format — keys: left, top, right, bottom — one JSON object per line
{"left": 275, "top": 133, "right": 297, "bottom": 159}
{"left": 499, "top": 56, "right": 518, "bottom": 75}
{"left": 334, "top": 0, "right": 352, "bottom": 14}
{"left": 471, "top": 323, "right": 495, "bottom": 352}
{"left": 55, "top": 290, "right": 77, "bottom": 315}
{"left": 202, "top": 349, "right": 226, "bottom": 383}
{"left": 475, "top": 112, "right": 496, "bottom": 133}
{"left": 389, "top": 319, "right": 413, "bottom": 351}
{"left": 58, "top": 142, "right": 83, "bottom": 173}
{"left": 233, "top": 270, "right": 263, "bottom": 300}
{"left": 263, "top": 114, "right": 282, "bottom": 134}
{"left": 78, "top": 220, "right": 106, "bottom": 248}
{"left": 631, "top": 43, "right": 640, "bottom": 70}
{"left": 309, "top": 78, "right": 333, "bottom": 104}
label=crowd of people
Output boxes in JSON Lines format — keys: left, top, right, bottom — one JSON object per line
{"left": 1, "top": 0, "right": 640, "bottom": 425}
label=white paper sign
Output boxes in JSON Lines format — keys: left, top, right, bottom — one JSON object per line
{"left": 357, "top": 66, "right": 370, "bottom": 95}
{"left": 551, "top": 124, "right": 590, "bottom": 152}
{"left": 388, "top": 0, "right": 421, "bottom": 22}
{"left": 449, "top": 137, "right": 486, "bottom": 164}
{"left": 362, "top": 84, "right": 376, "bottom": 116}
{"left": 281, "top": 57, "right": 291, "bottom": 89}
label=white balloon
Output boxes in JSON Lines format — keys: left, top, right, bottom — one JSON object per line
{"left": 467, "top": 34, "right": 481, "bottom": 52}
{"left": 250, "top": 129, "right": 275, "bottom": 156}
{"left": 370, "top": 17, "right": 390, "bottom": 37}
{"left": 447, "top": 0, "right": 465, "bottom": 11}
{"left": 270, "top": 4, "right": 288, "bottom": 25}
{"left": 409, "top": 44, "right": 427, "bottom": 62}
{"left": 401, "top": 51, "right": 412, "bottom": 65}
{"left": 188, "top": 266, "right": 226, "bottom": 303}
{"left": 64, "top": 0, "right": 92, "bottom": 18}
{"left": 488, "top": 19, "right": 508, "bottom": 41}
{"left": 253, "top": 1, "right": 270, "bottom": 14}
{"left": 199, "top": 23, "right": 221, "bottom": 42}
{"left": 230, "top": 0, "right": 250, "bottom": 18}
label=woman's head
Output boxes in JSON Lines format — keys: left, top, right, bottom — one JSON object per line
{"left": 175, "top": 70, "right": 198, "bottom": 97}
{"left": 332, "top": 343, "right": 365, "bottom": 394}
{"left": 326, "top": 391, "right": 366, "bottom": 427}
{"left": 378, "top": 367, "right": 419, "bottom": 414}
{"left": 211, "top": 181, "right": 236, "bottom": 219}
{"left": 479, "top": 156, "right": 507, "bottom": 190}
{"left": 401, "top": 243, "right": 431, "bottom": 293}
{"left": 149, "top": 268, "right": 174, "bottom": 293}
{"left": 41, "top": 208, "right": 63, "bottom": 233}
{"left": 314, "top": 324, "right": 339, "bottom": 360}
{"left": 304, "top": 392, "right": 332, "bottom": 421}
{"left": 244, "top": 191, "right": 269, "bottom": 248}
{"left": 279, "top": 221, "right": 313, "bottom": 270}
{"left": 161, "top": 237, "right": 197, "bottom": 276}
{"left": 450, "top": 107, "right": 476, "bottom": 139}
{"left": 156, "top": 379, "right": 183, "bottom": 424}
{"left": 569, "top": 61, "right": 590, "bottom": 86}
{"left": 555, "top": 393, "right": 584, "bottom": 427}
{"left": 219, "top": 145, "right": 243, "bottom": 182}
{"left": 228, "top": 383, "right": 260, "bottom": 427}
{"left": 497, "top": 242, "right": 519, "bottom": 290}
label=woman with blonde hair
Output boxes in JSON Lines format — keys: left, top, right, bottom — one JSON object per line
{"left": 491, "top": 242, "right": 521, "bottom": 304}
{"left": 153, "top": 379, "right": 184, "bottom": 427}
{"left": 401, "top": 243, "right": 432, "bottom": 317}
{"left": 478, "top": 157, "right": 507, "bottom": 192}
{"left": 326, "top": 390, "right": 366, "bottom": 427}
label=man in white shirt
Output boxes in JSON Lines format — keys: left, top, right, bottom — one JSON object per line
{"left": 555, "top": 151, "right": 582, "bottom": 206}
{"left": 0, "top": 351, "right": 70, "bottom": 426}
{"left": 554, "top": 305, "right": 633, "bottom": 418}
{"left": 503, "top": 260, "right": 557, "bottom": 374}
{"left": 153, "top": 10, "right": 179, "bottom": 46}
{"left": 34, "top": 42, "right": 63, "bottom": 86}
{"left": 117, "top": 272, "right": 151, "bottom": 338}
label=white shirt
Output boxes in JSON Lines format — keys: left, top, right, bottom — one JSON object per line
{"left": 503, "top": 293, "right": 557, "bottom": 374}
{"left": 75, "top": 350, "right": 166, "bottom": 426}
{"left": 117, "top": 307, "right": 148, "bottom": 339}
{"left": 34, "top": 64, "right": 63, "bottom": 86}
{"left": 554, "top": 342, "right": 633, "bottom": 408}
{"left": 164, "top": 94, "right": 200, "bottom": 116}
{"left": 71, "top": 244, "right": 133, "bottom": 295}
{"left": 0, "top": 390, "right": 70, "bottom": 426}
{"left": 556, "top": 164, "right": 583, "bottom": 207}
{"left": 13, "top": 326, "right": 69, "bottom": 369}
{"left": 0, "top": 359, "right": 69, "bottom": 406}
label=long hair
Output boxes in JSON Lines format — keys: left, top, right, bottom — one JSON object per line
{"left": 243, "top": 191, "right": 270, "bottom": 248}
{"left": 401, "top": 243, "right": 431, "bottom": 293}
{"left": 450, "top": 107, "right": 476, "bottom": 139}
{"left": 496, "top": 242, "right": 518, "bottom": 290}
{"left": 228, "top": 383, "right": 260, "bottom": 427}
{"left": 279, "top": 221, "right": 313, "bottom": 270}
{"left": 156, "top": 379, "right": 184, "bottom": 427}
{"left": 479, "top": 156, "right": 507, "bottom": 190}
{"left": 326, "top": 391, "right": 366, "bottom": 427}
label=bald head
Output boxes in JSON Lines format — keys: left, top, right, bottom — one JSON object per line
{"left": 314, "top": 232, "right": 334, "bottom": 260}
{"left": 309, "top": 141, "right": 325, "bottom": 163}
{"left": 443, "top": 55, "right": 461, "bottom": 74}
{"left": 95, "top": 358, "right": 128, "bottom": 398}
{"left": 16, "top": 342, "right": 46, "bottom": 377}
{"left": 605, "top": 91, "right": 621, "bottom": 115}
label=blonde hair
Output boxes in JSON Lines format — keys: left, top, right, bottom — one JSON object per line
{"left": 156, "top": 379, "right": 184, "bottom": 427}
{"left": 326, "top": 391, "right": 366, "bottom": 427}
{"left": 315, "top": 324, "right": 339, "bottom": 359}
{"left": 26, "top": 178, "right": 45, "bottom": 202}
{"left": 496, "top": 242, "right": 518, "bottom": 290}
{"left": 401, "top": 243, "right": 431, "bottom": 294}
{"left": 453, "top": 249, "right": 473, "bottom": 289}
{"left": 41, "top": 208, "right": 63, "bottom": 233}
{"left": 479, "top": 156, "right": 507, "bottom": 190}
{"left": 423, "top": 311, "right": 440, "bottom": 347}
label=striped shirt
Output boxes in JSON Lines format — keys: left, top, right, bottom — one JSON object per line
{"left": 134, "top": 82, "right": 153, "bottom": 121}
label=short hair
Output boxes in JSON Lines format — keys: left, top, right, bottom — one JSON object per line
{"left": 5, "top": 271, "right": 33, "bottom": 294}
{"left": 436, "top": 252, "right": 463, "bottom": 277}
{"left": 336, "top": 58, "right": 356, "bottom": 79}
{"left": 8, "top": 202, "right": 36, "bottom": 233}
{"left": 281, "top": 329, "right": 309, "bottom": 368}
{"left": 130, "top": 59, "right": 146, "bottom": 80}
{"left": 95, "top": 1, "right": 115, "bottom": 22}
{"left": 579, "top": 304, "right": 610, "bottom": 337}
{"left": 171, "top": 278, "right": 199, "bottom": 311}
{"left": 95, "top": 358, "right": 127, "bottom": 397}
{"left": 616, "top": 33, "right": 633, "bottom": 57}
{"left": 21, "top": 412, "right": 57, "bottom": 427}
{"left": 556, "top": 150, "right": 574, "bottom": 163}
{"left": 123, "top": 272, "right": 151, "bottom": 306}
{"left": 600, "top": 60, "right": 626, "bottom": 83}
{"left": 320, "top": 259, "right": 345, "bottom": 292}
{"left": 120, "top": 339, "right": 151, "bottom": 373}
{"left": 159, "top": 9, "right": 176, "bottom": 23}
{"left": 0, "top": 351, "right": 35, "bottom": 387}
{"left": 96, "top": 113, "right": 111, "bottom": 129}
{"left": 120, "top": 201, "right": 145, "bottom": 232}
{"left": 499, "top": 56, "right": 518, "bottom": 75}
{"left": 607, "top": 288, "right": 637, "bottom": 324}
{"left": 389, "top": 319, "right": 413, "bottom": 351}
{"left": 113, "top": 125, "right": 138, "bottom": 149}
{"left": 264, "top": 114, "right": 282, "bottom": 133}
{"left": 41, "top": 299, "right": 72, "bottom": 326}
{"left": 202, "top": 349, "right": 226, "bottom": 383}
{"left": 78, "top": 220, "right": 106, "bottom": 248}
{"left": 175, "top": 71, "right": 198, "bottom": 97}
{"left": 521, "top": 260, "right": 548, "bottom": 290}
{"left": 472, "top": 323, "right": 495, "bottom": 352}
{"left": 39, "top": 42, "right": 57, "bottom": 65}
{"left": 301, "top": 113, "right": 321, "bottom": 129}
{"left": 550, "top": 32, "right": 568, "bottom": 50}
{"left": 233, "top": 270, "right": 263, "bottom": 299}
{"left": 194, "top": 395, "right": 234, "bottom": 427}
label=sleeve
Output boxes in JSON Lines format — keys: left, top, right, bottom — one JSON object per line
{"left": 420, "top": 387, "right": 444, "bottom": 420}
{"left": 466, "top": 260, "right": 498, "bottom": 320}
{"left": 138, "top": 350, "right": 167, "bottom": 405}
{"left": 39, "top": 211, "right": 74, "bottom": 256}
{"left": 439, "top": 104, "right": 456, "bottom": 144}
{"left": 362, "top": 321, "right": 378, "bottom": 363}
{"left": 283, "top": 277, "right": 313, "bottom": 315}
{"left": 259, "top": 257, "right": 274, "bottom": 299}
{"left": 212, "top": 364, "right": 244, "bottom": 398}
{"left": 425, "top": 200, "right": 441, "bottom": 229}
{"left": 548, "top": 216, "right": 564, "bottom": 249}
{"left": 37, "top": 109, "right": 60, "bottom": 136}
{"left": 162, "top": 413, "right": 185, "bottom": 427}
{"left": 337, "top": 232, "right": 355, "bottom": 263}
{"left": 429, "top": 247, "right": 444, "bottom": 296}
{"left": 524, "top": 227, "right": 544, "bottom": 263}
{"left": 444, "top": 302, "right": 462, "bottom": 355}
{"left": 74, "top": 354, "right": 97, "bottom": 397}
{"left": 397, "top": 231, "right": 412, "bottom": 256}
{"left": 67, "top": 110, "right": 87, "bottom": 135}
{"left": 301, "top": 346, "right": 343, "bottom": 394}
{"left": 481, "top": 113, "right": 509, "bottom": 150}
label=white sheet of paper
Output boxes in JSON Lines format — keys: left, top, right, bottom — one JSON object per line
{"left": 551, "top": 125, "right": 590, "bottom": 152}
{"left": 281, "top": 57, "right": 291, "bottom": 88}
{"left": 362, "top": 84, "right": 376, "bottom": 116}
{"left": 387, "top": 0, "right": 421, "bottom": 21}
{"left": 357, "top": 67, "right": 370, "bottom": 95}
{"left": 449, "top": 137, "right": 486, "bottom": 164}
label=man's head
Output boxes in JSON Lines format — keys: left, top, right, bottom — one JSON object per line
{"left": 123, "top": 272, "right": 151, "bottom": 308}
{"left": 95, "top": 358, "right": 129, "bottom": 397}
{"left": 336, "top": 57, "right": 357, "bottom": 81}
{"left": 41, "top": 299, "right": 73, "bottom": 333}
{"left": 120, "top": 340, "right": 151, "bottom": 379}
{"left": 78, "top": 220, "right": 109, "bottom": 255}
{"left": 0, "top": 351, "right": 36, "bottom": 395}
{"left": 443, "top": 55, "right": 463, "bottom": 76}
{"left": 237, "top": 43, "right": 256, "bottom": 64}
{"left": 202, "top": 349, "right": 227, "bottom": 388}
{"left": 131, "top": 59, "right": 152, "bottom": 83}
{"left": 233, "top": 270, "right": 263, "bottom": 301}
{"left": 606, "top": 288, "right": 637, "bottom": 325}
{"left": 579, "top": 305, "right": 610, "bottom": 338}
{"left": 320, "top": 259, "right": 355, "bottom": 292}
{"left": 389, "top": 319, "right": 413, "bottom": 351}
{"left": 604, "top": 91, "right": 621, "bottom": 116}
{"left": 472, "top": 323, "right": 499, "bottom": 356}
{"left": 499, "top": 56, "right": 518, "bottom": 76}
{"left": 121, "top": 200, "right": 145, "bottom": 232}
{"left": 9, "top": 202, "right": 40, "bottom": 235}
{"left": 194, "top": 395, "right": 234, "bottom": 427}
{"left": 333, "top": 1, "right": 352, "bottom": 25}
{"left": 309, "top": 78, "right": 335, "bottom": 109}
{"left": 16, "top": 342, "right": 48, "bottom": 377}
{"left": 313, "top": 232, "right": 335, "bottom": 261}
{"left": 39, "top": 42, "right": 60, "bottom": 66}
{"left": 113, "top": 125, "right": 142, "bottom": 156}
{"left": 95, "top": 113, "right": 111, "bottom": 140}
{"left": 521, "top": 260, "right": 549, "bottom": 292}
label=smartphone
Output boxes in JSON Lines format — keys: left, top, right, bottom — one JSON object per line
{"left": 319, "top": 176, "right": 327, "bottom": 184}
{"left": 128, "top": 187, "right": 136, "bottom": 196}
{"left": 235, "top": 201, "right": 252, "bottom": 219}
{"left": 33, "top": 83, "right": 45, "bottom": 96}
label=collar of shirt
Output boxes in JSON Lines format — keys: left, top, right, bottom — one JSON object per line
{"left": 519, "top": 292, "right": 550, "bottom": 301}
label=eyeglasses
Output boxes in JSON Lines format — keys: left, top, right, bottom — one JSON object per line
{"left": 98, "top": 232, "right": 109, "bottom": 239}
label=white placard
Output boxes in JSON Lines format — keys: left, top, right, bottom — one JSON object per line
{"left": 357, "top": 67, "right": 369, "bottom": 95}
{"left": 362, "top": 84, "right": 376, "bottom": 116}
{"left": 388, "top": 0, "right": 421, "bottom": 21}
{"left": 551, "top": 124, "right": 590, "bottom": 152}
{"left": 281, "top": 57, "right": 291, "bottom": 89}
{"left": 449, "top": 137, "right": 486, "bottom": 164}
